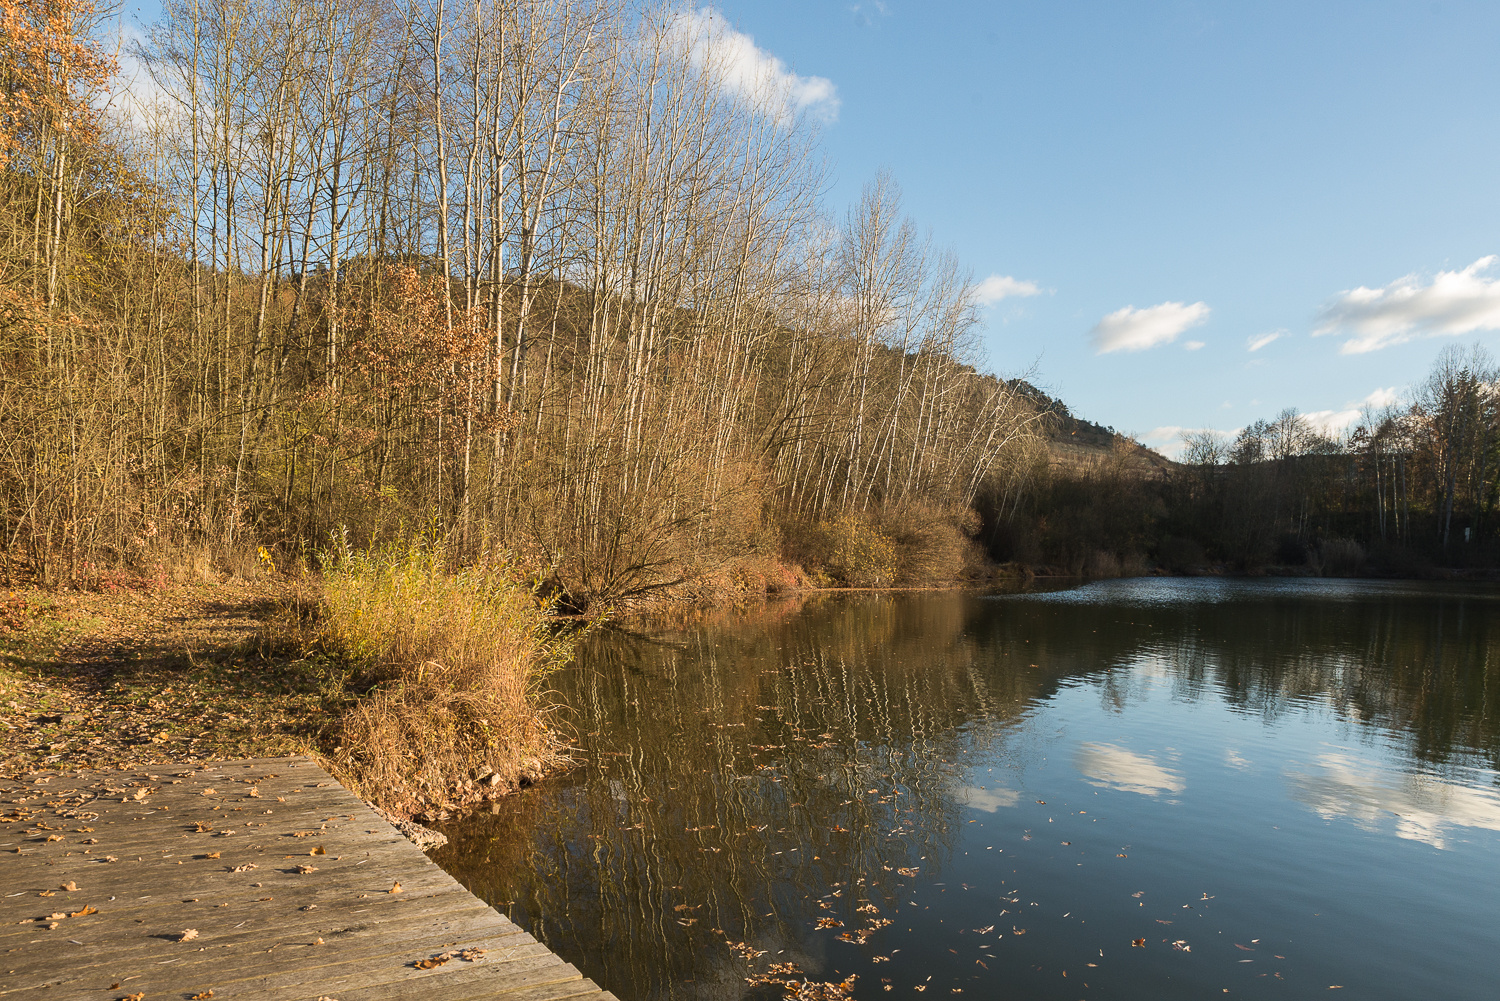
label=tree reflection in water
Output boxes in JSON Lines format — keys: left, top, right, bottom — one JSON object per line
{"left": 434, "top": 579, "right": 1500, "bottom": 1001}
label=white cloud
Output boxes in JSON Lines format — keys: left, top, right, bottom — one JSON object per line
{"left": 1091, "top": 301, "right": 1210, "bottom": 354}
{"left": 1315, "top": 256, "right": 1500, "bottom": 354}
{"left": 1302, "top": 408, "right": 1361, "bottom": 436}
{"left": 96, "top": 24, "right": 165, "bottom": 132}
{"left": 1303, "top": 388, "right": 1403, "bottom": 437}
{"left": 1247, "top": 330, "right": 1284, "bottom": 352}
{"left": 1075, "top": 742, "right": 1185, "bottom": 797}
{"left": 973, "top": 274, "right": 1042, "bottom": 306}
{"left": 668, "top": 8, "right": 840, "bottom": 123}
{"left": 1183, "top": 340, "right": 1205, "bottom": 351}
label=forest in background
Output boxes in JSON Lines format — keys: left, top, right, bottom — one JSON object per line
{"left": 0, "top": 0, "right": 1048, "bottom": 605}
{"left": 999, "top": 345, "right": 1500, "bottom": 578}
{"left": 5, "top": 0, "right": 1499, "bottom": 609}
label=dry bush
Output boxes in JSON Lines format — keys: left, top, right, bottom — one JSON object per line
{"left": 312, "top": 535, "right": 571, "bottom": 819}
{"left": 821, "top": 516, "right": 899, "bottom": 588}
{"left": 875, "top": 503, "right": 977, "bottom": 586}
{"left": 1317, "top": 538, "right": 1367, "bottom": 577}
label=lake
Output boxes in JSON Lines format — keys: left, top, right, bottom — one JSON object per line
{"left": 433, "top": 577, "right": 1500, "bottom": 1000}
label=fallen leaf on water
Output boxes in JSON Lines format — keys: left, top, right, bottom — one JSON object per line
{"left": 177, "top": 929, "right": 199, "bottom": 942}
{"left": 1132, "top": 938, "right": 1146, "bottom": 948}
{"left": 1236, "top": 943, "right": 1254, "bottom": 951}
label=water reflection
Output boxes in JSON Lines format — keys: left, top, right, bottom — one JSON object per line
{"left": 434, "top": 579, "right": 1500, "bottom": 1001}
{"left": 1074, "top": 742, "right": 1185, "bottom": 797}
{"left": 1287, "top": 751, "right": 1500, "bottom": 849}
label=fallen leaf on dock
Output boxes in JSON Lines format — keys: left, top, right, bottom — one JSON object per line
{"left": 177, "top": 928, "right": 199, "bottom": 942}
{"left": 389, "top": 881, "right": 402, "bottom": 893}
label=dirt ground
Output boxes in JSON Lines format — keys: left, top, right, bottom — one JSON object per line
{"left": 0, "top": 581, "right": 334, "bottom": 775}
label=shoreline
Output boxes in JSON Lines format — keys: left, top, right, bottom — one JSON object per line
{"left": 6, "top": 564, "right": 1496, "bottom": 815}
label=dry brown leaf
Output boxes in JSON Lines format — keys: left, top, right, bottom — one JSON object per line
{"left": 190, "top": 991, "right": 215, "bottom": 999}
{"left": 203, "top": 852, "right": 221, "bottom": 859}
{"left": 295, "top": 865, "right": 318, "bottom": 874}
{"left": 388, "top": 881, "right": 402, "bottom": 894}
{"left": 68, "top": 905, "right": 97, "bottom": 917}
{"left": 310, "top": 846, "right": 325, "bottom": 856}
{"left": 178, "top": 928, "right": 199, "bottom": 942}
{"left": 411, "top": 953, "right": 452, "bottom": 970}
{"left": 60, "top": 881, "right": 77, "bottom": 892}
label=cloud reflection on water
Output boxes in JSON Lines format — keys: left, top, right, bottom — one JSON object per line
{"left": 1286, "top": 752, "right": 1500, "bottom": 849}
{"left": 1075, "top": 742, "right": 1186, "bottom": 797}
{"left": 955, "top": 784, "right": 1022, "bottom": 812}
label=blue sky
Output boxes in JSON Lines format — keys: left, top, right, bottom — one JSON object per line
{"left": 117, "top": 1, "right": 1500, "bottom": 454}
{"left": 700, "top": 0, "right": 1500, "bottom": 453}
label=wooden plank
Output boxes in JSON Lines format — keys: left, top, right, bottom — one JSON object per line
{"left": 0, "top": 756, "right": 613, "bottom": 1001}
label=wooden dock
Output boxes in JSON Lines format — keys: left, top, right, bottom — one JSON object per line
{"left": 0, "top": 755, "right": 616, "bottom": 1001}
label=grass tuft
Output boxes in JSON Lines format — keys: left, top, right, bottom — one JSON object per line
{"left": 309, "top": 534, "right": 573, "bottom": 819}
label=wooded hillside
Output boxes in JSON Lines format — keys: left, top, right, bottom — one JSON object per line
{"left": 0, "top": 0, "right": 1046, "bottom": 601}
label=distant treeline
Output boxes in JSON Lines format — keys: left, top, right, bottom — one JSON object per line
{"left": 986, "top": 345, "right": 1500, "bottom": 577}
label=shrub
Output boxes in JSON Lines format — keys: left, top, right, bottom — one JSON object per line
{"left": 821, "top": 516, "right": 899, "bottom": 588}
{"left": 313, "top": 534, "right": 572, "bottom": 818}
{"left": 1317, "top": 538, "right": 1366, "bottom": 577}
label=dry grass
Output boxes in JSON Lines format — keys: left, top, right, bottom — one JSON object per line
{"left": 308, "top": 535, "right": 573, "bottom": 819}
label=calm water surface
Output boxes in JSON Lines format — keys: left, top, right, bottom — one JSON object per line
{"left": 434, "top": 578, "right": 1500, "bottom": 1000}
